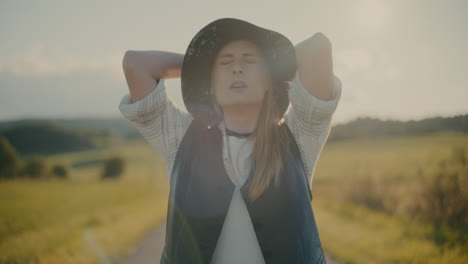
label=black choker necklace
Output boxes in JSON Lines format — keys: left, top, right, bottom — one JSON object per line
{"left": 225, "top": 127, "right": 252, "bottom": 138}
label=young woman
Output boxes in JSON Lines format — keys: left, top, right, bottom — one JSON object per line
{"left": 119, "top": 18, "right": 341, "bottom": 264}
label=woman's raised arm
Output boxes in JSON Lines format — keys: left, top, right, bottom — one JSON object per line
{"left": 283, "top": 33, "right": 342, "bottom": 187}
{"left": 122, "top": 50, "right": 183, "bottom": 102}
{"left": 118, "top": 50, "right": 193, "bottom": 181}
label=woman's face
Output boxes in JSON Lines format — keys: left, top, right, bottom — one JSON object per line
{"left": 211, "top": 40, "right": 271, "bottom": 111}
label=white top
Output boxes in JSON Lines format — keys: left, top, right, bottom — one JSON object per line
{"left": 118, "top": 70, "right": 342, "bottom": 263}
{"left": 211, "top": 127, "right": 264, "bottom": 264}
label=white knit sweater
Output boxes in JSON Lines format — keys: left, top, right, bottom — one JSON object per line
{"left": 118, "top": 70, "right": 342, "bottom": 263}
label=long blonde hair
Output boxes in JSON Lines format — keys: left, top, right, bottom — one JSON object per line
{"left": 244, "top": 82, "right": 290, "bottom": 202}
{"left": 212, "top": 83, "right": 291, "bottom": 202}
{"left": 210, "top": 41, "right": 292, "bottom": 202}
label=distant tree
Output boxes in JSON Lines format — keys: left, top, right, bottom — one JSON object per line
{"left": 0, "top": 122, "right": 97, "bottom": 156}
{"left": 328, "top": 114, "right": 468, "bottom": 142}
{"left": 101, "top": 156, "right": 125, "bottom": 179}
{"left": 51, "top": 163, "right": 69, "bottom": 179}
{"left": 0, "top": 136, "right": 20, "bottom": 179}
{"left": 21, "top": 156, "right": 46, "bottom": 179}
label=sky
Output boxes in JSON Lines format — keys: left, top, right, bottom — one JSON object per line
{"left": 1, "top": 0, "right": 467, "bottom": 126}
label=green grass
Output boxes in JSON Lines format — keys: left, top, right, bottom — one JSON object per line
{"left": 0, "top": 141, "right": 169, "bottom": 264}
{"left": 312, "top": 131, "right": 468, "bottom": 263}
{"left": 314, "top": 199, "right": 467, "bottom": 264}
{"left": 1, "top": 132, "right": 467, "bottom": 263}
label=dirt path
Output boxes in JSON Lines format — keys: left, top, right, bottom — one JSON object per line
{"left": 120, "top": 221, "right": 341, "bottom": 264}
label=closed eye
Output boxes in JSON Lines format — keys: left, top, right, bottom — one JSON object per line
{"left": 220, "top": 60, "right": 257, "bottom": 65}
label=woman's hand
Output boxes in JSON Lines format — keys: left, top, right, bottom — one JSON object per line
{"left": 123, "top": 50, "right": 184, "bottom": 102}
{"left": 294, "top": 32, "right": 334, "bottom": 101}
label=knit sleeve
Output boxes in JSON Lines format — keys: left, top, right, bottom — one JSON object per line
{"left": 118, "top": 78, "right": 193, "bottom": 180}
{"left": 283, "top": 70, "right": 342, "bottom": 187}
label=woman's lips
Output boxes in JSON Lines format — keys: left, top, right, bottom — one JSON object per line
{"left": 230, "top": 80, "right": 248, "bottom": 89}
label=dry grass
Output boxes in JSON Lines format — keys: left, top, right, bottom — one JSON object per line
{"left": 2, "top": 132, "right": 468, "bottom": 263}
{"left": 312, "top": 131, "right": 468, "bottom": 263}
{"left": 0, "top": 141, "right": 169, "bottom": 264}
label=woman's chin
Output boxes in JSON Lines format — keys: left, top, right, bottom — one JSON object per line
{"left": 219, "top": 100, "right": 263, "bottom": 110}
{"left": 228, "top": 86, "right": 248, "bottom": 93}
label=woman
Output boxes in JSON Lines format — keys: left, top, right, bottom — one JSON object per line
{"left": 119, "top": 18, "right": 341, "bottom": 264}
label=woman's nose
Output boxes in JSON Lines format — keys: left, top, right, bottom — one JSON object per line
{"left": 232, "top": 61, "right": 243, "bottom": 74}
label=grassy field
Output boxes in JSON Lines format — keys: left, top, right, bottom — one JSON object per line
{"left": 0, "top": 140, "right": 170, "bottom": 264}
{"left": 313, "top": 131, "right": 468, "bottom": 264}
{"left": 1, "top": 132, "right": 467, "bottom": 263}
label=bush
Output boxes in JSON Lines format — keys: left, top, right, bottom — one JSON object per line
{"left": 101, "top": 156, "right": 125, "bottom": 179}
{"left": 345, "top": 146, "right": 468, "bottom": 233}
{"left": 21, "top": 156, "right": 47, "bottom": 179}
{"left": 414, "top": 166, "right": 468, "bottom": 229}
{"left": 50, "top": 163, "right": 69, "bottom": 179}
{"left": 407, "top": 146, "right": 468, "bottom": 246}
{"left": 0, "top": 136, "right": 21, "bottom": 179}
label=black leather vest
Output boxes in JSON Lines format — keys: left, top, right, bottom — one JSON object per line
{"left": 160, "top": 118, "right": 326, "bottom": 264}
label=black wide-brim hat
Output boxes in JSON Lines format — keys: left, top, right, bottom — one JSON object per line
{"left": 181, "top": 17, "right": 297, "bottom": 126}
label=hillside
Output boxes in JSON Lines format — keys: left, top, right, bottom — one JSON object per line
{"left": 1, "top": 113, "right": 467, "bottom": 156}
